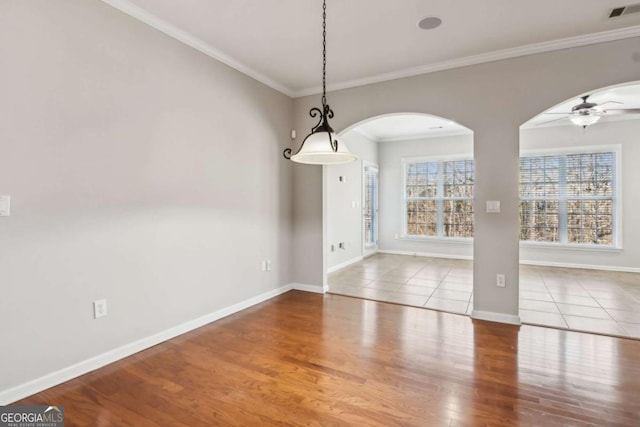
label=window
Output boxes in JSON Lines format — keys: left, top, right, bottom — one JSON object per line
{"left": 404, "top": 158, "right": 474, "bottom": 238}
{"left": 364, "top": 164, "right": 379, "bottom": 248}
{"left": 519, "top": 150, "right": 617, "bottom": 246}
{"left": 402, "top": 148, "right": 618, "bottom": 246}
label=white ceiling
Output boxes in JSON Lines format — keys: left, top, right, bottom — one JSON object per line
{"left": 350, "top": 114, "right": 471, "bottom": 142}
{"left": 102, "top": 0, "right": 640, "bottom": 97}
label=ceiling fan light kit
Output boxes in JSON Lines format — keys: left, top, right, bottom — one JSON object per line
{"left": 537, "top": 94, "right": 640, "bottom": 129}
{"left": 282, "top": 0, "right": 357, "bottom": 165}
{"left": 569, "top": 113, "right": 601, "bottom": 127}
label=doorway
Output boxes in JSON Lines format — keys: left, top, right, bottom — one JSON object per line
{"left": 324, "top": 113, "right": 475, "bottom": 315}
{"left": 363, "top": 162, "right": 379, "bottom": 257}
{"left": 517, "top": 81, "right": 640, "bottom": 338}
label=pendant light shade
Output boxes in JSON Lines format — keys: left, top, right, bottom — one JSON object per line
{"left": 283, "top": 0, "right": 357, "bottom": 165}
{"left": 290, "top": 131, "right": 357, "bottom": 165}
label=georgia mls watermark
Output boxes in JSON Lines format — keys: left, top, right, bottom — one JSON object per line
{"left": 0, "top": 406, "right": 64, "bottom": 427}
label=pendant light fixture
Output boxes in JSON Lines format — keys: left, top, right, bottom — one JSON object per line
{"left": 283, "top": 0, "right": 357, "bottom": 165}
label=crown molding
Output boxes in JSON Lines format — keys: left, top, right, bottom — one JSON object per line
{"left": 99, "top": 0, "right": 296, "bottom": 97}
{"left": 98, "top": 1, "right": 640, "bottom": 101}
{"left": 293, "top": 25, "right": 640, "bottom": 98}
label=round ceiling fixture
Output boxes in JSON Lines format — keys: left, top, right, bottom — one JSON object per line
{"left": 569, "top": 113, "right": 601, "bottom": 127}
{"left": 417, "top": 17, "right": 442, "bottom": 30}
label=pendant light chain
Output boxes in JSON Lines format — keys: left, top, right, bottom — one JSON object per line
{"left": 321, "top": 0, "right": 327, "bottom": 108}
{"left": 282, "top": 0, "right": 356, "bottom": 164}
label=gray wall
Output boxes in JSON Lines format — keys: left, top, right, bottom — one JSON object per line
{"left": 292, "top": 37, "right": 640, "bottom": 321}
{"left": 326, "top": 131, "right": 377, "bottom": 270}
{"left": 0, "top": 0, "right": 293, "bottom": 394}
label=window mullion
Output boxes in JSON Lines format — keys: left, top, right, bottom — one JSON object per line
{"left": 558, "top": 155, "right": 568, "bottom": 244}
{"left": 437, "top": 162, "right": 444, "bottom": 237}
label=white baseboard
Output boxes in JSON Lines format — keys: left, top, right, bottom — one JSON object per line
{"left": 291, "top": 282, "right": 326, "bottom": 294}
{"left": 327, "top": 256, "right": 364, "bottom": 273}
{"left": 0, "top": 284, "right": 296, "bottom": 405}
{"left": 378, "top": 250, "right": 639, "bottom": 273}
{"left": 378, "top": 249, "right": 472, "bottom": 261}
{"left": 520, "top": 259, "right": 640, "bottom": 273}
{"left": 363, "top": 251, "right": 378, "bottom": 259}
{"left": 471, "top": 310, "right": 521, "bottom": 326}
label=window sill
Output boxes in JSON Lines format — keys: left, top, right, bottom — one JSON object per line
{"left": 400, "top": 236, "right": 473, "bottom": 245}
{"left": 398, "top": 237, "right": 622, "bottom": 252}
{"left": 519, "top": 242, "right": 622, "bottom": 253}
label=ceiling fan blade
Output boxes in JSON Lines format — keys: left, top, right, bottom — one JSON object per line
{"left": 535, "top": 116, "right": 569, "bottom": 126}
{"left": 542, "top": 112, "right": 572, "bottom": 115}
{"left": 603, "top": 108, "right": 640, "bottom": 115}
{"left": 597, "top": 101, "right": 624, "bottom": 108}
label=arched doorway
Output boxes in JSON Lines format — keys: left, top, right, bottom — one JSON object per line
{"left": 323, "top": 113, "right": 477, "bottom": 315}
{"left": 517, "top": 81, "right": 640, "bottom": 338}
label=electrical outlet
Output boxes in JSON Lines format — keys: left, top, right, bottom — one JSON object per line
{"left": 266, "top": 260, "right": 272, "bottom": 272}
{"left": 496, "top": 274, "right": 506, "bottom": 288}
{"left": 93, "top": 299, "right": 108, "bottom": 319}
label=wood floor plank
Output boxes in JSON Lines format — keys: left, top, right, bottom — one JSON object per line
{"left": 14, "top": 291, "right": 640, "bottom": 426}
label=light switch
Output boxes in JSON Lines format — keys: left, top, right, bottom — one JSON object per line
{"left": 0, "top": 196, "right": 10, "bottom": 217}
{"left": 486, "top": 200, "right": 500, "bottom": 214}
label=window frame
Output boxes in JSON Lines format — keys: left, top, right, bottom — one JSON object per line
{"left": 399, "top": 145, "right": 622, "bottom": 250}
{"left": 401, "top": 154, "right": 474, "bottom": 242}
{"left": 519, "top": 144, "right": 623, "bottom": 250}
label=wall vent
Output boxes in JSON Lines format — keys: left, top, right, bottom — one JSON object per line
{"left": 609, "top": 3, "right": 640, "bottom": 18}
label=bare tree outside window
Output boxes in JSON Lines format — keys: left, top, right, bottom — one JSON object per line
{"left": 404, "top": 150, "right": 616, "bottom": 246}
{"left": 519, "top": 151, "right": 615, "bottom": 245}
{"left": 519, "top": 156, "right": 560, "bottom": 242}
{"left": 405, "top": 159, "right": 474, "bottom": 238}
{"left": 364, "top": 166, "right": 378, "bottom": 247}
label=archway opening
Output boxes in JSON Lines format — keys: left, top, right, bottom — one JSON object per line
{"left": 323, "top": 113, "right": 476, "bottom": 316}
{"left": 517, "top": 81, "right": 640, "bottom": 338}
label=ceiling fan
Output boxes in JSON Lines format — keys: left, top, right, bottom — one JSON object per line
{"left": 537, "top": 95, "right": 640, "bottom": 128}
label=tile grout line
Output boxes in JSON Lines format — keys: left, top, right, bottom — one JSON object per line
{"left": 577, "top": 280, "right": 631, "bottom": 337}
{"left": 542, "top": 275, "right": 569, "bottom": 329}
{"left": 331, "top": 255, "right": 639, "bottom": 336}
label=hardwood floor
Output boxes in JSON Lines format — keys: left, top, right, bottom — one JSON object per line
{"left": 16, "top": 291, "right": 640, "bottom": 426}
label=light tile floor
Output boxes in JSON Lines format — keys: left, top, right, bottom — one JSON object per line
{"left": 328, "top": 253, "right": 640, "bottom": 339}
